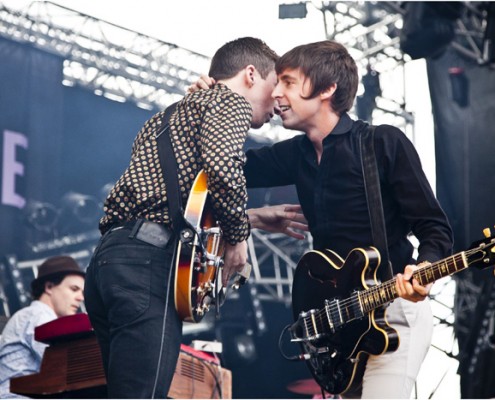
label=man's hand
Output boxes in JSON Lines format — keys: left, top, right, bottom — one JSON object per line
{"left": 248, "top": 204, "right": 308, "bottom": 240}
{"left": 396, "top": 263, "right": 432, "bottom": 302}
{"left": 222, "top": 240, "right": 248, "bottom": 287}
{"left": 186, "top": 75, "right": 216, "bottom": 94}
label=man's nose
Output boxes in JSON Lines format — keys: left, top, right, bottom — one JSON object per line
{"left": 272, "top": 84, "right": 282, "bottom": 99}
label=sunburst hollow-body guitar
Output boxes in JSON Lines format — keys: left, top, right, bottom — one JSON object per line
{"left": 174, "top": 170, "right": 250, "bottom": 323}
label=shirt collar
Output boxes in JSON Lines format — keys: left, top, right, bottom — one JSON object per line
{"left": 326, "top": 112, "right": 353, "bottom": 137}
{"left": 32, "top": 300, "right": 57, "bottom": 317}
{"left": 213, "top": 82, "right": 231, "bottom": 92}
{"left": 301, "top": 112, "right": 354, "bottom": 148}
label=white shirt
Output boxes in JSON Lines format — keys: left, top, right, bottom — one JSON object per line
{"left": 0, "top": 301, "right": 57, "bottom": 398}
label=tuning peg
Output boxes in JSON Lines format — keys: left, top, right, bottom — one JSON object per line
{"left": 483, "top": 227, "right": 492, "bottom": 238}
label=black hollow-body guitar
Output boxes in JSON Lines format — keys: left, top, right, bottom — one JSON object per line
{"left": 290, "top": 232, "right": 495, "bottom": 395}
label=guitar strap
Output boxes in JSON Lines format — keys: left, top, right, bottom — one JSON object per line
{"left": 359, "top": 123, "right": 394, "bottom": 282}
{"left": 155, "top": 102, "right": 194, "bottom": 242}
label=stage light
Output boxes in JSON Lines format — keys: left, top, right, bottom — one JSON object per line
{"left": 235, "top": 334, "right": 256, "bottom": 360}
{"left": 60, "top": 192, "right": 100, "bottom": 224}
{"left": 23, "top": 200, "right": 58, "bottom": 232}
{"left": 232, "top": 333, "right": 257, "bottom": 364}
{"left": 220, "top": 326, "right": 258, "bottom": 365}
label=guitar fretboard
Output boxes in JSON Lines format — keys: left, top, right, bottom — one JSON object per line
{"left": 359, "top": 252, "right": 467, "bottom": 314}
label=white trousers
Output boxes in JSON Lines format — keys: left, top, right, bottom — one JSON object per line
{"left": 359, "top": 298, "right": 433, "bottom": 399}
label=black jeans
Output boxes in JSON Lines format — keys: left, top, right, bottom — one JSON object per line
{"left": 84, "top": 224, "right": 182, "bottom": 398}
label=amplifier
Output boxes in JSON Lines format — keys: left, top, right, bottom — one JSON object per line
{"left": 169, "top": 345, "right": 232, "bottom": 399}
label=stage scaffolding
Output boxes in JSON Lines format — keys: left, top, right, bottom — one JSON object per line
{"left": 0, "top": 0, "right": 422, "bottom": 306}
{"left": 0, "top": 1, "right": 209, "bottom": 111}
{"left": 3, "top": 2, "right": 491, "bottom": 396}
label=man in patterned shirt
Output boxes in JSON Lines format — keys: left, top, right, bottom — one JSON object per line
{"left": 83, "top": 37, "right": 299, "bottom": 398}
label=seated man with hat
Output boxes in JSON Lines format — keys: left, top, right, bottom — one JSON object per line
{"left": 0, "top": 255, "right": 85, "bottom": 398}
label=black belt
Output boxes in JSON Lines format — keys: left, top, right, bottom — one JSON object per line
{"left": 111, "top": 219, "right": 173, "bottom": 249}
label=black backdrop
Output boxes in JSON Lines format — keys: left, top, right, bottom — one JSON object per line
{"left": 427, "top": 47, "right": 495, "bottom": 398}
{"left": 428, "top": 48, "right": 495, "bottom": 253}
{"left": 0, "top": 37, "right": 64, "bottom": 257}
{"left": 60, "top": 87, "right": 154, "bottom": 198}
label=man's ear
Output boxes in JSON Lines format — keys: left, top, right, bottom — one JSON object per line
{"left": 320, "top": 83, "right": 337, "bottom": 100}
{"left": 244, "top": 65, "right": 256, "bottom": 88}
{"left": 44, "top": 281, "right": 54, "bottom": 295}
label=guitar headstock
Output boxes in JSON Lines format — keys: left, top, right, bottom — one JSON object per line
{"left": 467, "top": 227, "right": 495, "bottom": 271}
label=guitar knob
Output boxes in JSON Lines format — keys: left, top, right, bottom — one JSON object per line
{"left": 483, "top": 227, "right": 492, "bottom": 238}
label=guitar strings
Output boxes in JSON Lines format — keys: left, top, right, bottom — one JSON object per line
{"left": 300, "top": 251, "right": 470, "bottom": 337}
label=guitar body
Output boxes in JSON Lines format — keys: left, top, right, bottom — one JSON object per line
{"left": 174, "top": 171, "right": 224, "bottom": 323}
{"left": 291, "top": 247, "right": 399, "bottom": 395}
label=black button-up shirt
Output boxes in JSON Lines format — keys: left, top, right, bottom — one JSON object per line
{"left": 244, "top": 113, "right": 453, "bottom": 274}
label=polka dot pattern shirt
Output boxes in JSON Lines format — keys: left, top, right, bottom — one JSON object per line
{"left": 100, "top": 83, "right": 252, "bottom": 244}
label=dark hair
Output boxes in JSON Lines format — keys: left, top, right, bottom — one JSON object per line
{"left": 208, "top": 37, "right": 279, "bottom": 81}
{"left": 31, "top": 272, "right": 68, "bottom": 300}
{"left": 275, "top": 40, "right": 358, "bottom": 115}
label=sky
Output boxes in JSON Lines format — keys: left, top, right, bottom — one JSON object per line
{"left": 1, "top": 1, "right": 459, "bottom": 397}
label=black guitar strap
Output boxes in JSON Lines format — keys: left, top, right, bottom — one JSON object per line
{"left": 155, "top": 102, "right": 194, "bottom": 242}
{"left": 359, "top": 123, "right": 394, "bottom": 282}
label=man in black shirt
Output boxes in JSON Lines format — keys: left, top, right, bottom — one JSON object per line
{"left": 193, "top": 40, "right": 453, "bottom": 398}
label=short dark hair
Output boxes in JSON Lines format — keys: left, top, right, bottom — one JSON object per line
{"left": 275, "top": 40, "right": 358, "bottom": 115}
{"left": 31, "top": 272, "right": 68, "bottom": 300}
{"left": 208, "top": 37, "right": 279, "bottom": 81}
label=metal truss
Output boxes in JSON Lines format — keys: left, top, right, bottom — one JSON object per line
{"left": 320, "top": 1, "right": 490, "bottom": 67}
{"left": 247, "top": 230, "right": 311, "bottom": 304}
{"left": 0, "top": 1, "right": 296, "bottom": 142}
{"left": 1, "top": 1, "right": 490, "bottom": 124}
{"left": 452, "top": 2, "right": 495, "bottom": 67}
{"left": 319, "top": 2, "right": 405, "bottom": 63}
{"left": 314, "top": 1, "right": 491, "bottom": 132}
{"left": 0, "top": 1, "right": 414, "bottom": 129}
{"left": 0, "top": 1, "right": 210, "bottom": 111}
{"left": 315, "top": 1, "right": 414, "bottom": 133}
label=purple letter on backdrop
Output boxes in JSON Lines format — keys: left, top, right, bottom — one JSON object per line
{"left": 2, "top": 130, "right": 28, "bottom": 208}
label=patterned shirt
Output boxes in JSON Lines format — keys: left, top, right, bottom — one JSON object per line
{"left": 0, "top": 301, "right": 57, "bottom": 398}
{"left": 100, "top": 83, "right": 252, "bottom": 244}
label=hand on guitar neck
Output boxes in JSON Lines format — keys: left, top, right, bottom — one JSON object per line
{"left": 396, "top": 261, "right": 433, "bottom": 303}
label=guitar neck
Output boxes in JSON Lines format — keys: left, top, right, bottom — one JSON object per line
{"left": 295, "top": 236, "right": 495, "bottom": 341}
{"left": 360, "top": 252, "right": 468, "bottom": 313}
